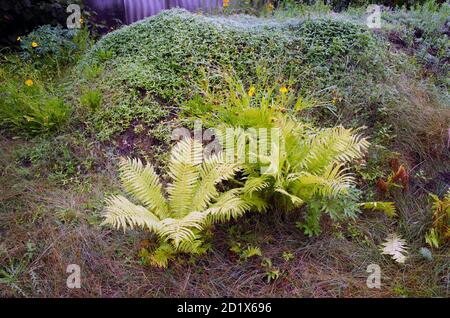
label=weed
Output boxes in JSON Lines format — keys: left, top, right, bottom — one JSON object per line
{"left": 82, "top": 63, "right": 103, "bottom": 80}
{"left": 80, "top": 89, "right": 102, "bottom": 112}
{"left": 0, "top": 76, "right": 70, "bottom": 135}
{"left": 261, "top": 258, "right": 280, "bottom": 283}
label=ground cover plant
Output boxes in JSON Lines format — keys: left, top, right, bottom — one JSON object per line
{"left": 0, "top": 2, "right": 448, "bottom": 297}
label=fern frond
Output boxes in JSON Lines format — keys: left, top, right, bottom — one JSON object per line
{"left": 242, "top": 176, "right": 270, "bottom": 195}
{"left": 425, "top": 228, "right": 441, "bottom": 249}
{"left": 191, "top": 153, "right": 240, "bottom": 211}
{"left": 176, "top": 239, "right": 208, "bottom": 255}
{"left": 118, "top": 157, "right": 168, "bottom": 218}
{"left": 148, "top": 243, "right": 176, "bottom": 268}
{"left": 302, "top": 126, "right": 369, "bottom": 174}
{"left": 361, "top": 201, "right": 397, "bottom": 218}
{"left": 241, "top": 176, "right": 271, "bottom": 212}
{"left": 333, "top": 127, "right": 369, "bottom": 162}
{"left": 159, "top": 211, "right": 208, "bottom": 246}
{"left": 242, "top": 193, "right": 270, "bottom": 212}
{"left": 293, "top": 164, "right": 354, "bottom": 198}
{"left": 274, "top": 188, "right": 304, "bottom": 207}
{"left": 167, "top": 138, "right": 201, "bottom": 217}
{"left": 102, "top": 195, "right": 161, "bottom": 232}
{"left": 207, "top": 189, "right": 251, "bottom": 223}
{"left": 380, "top": 233, "right": 408, "bottom": 264}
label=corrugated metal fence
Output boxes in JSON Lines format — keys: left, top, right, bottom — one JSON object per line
{"left": 124, "top": 1, "right": 223, "bottom": 23}
{"left": 86, "top": 0, "right": 227, "bottom": 24}
{"left": 85, "top": 1, "right": 274, "bottom": 24}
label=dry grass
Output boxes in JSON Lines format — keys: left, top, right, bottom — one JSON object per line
{"left": 389, "top": 75, "right": 450, "bottom": 163}
{"left": 0, "top": 135, "right": 448, "bottom": 298}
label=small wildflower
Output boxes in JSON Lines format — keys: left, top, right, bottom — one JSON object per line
{"left": 279, "top": 86, "right": 288, "bottom": 94}
{"left": 248, "top": 86, "right": 255, "bottom": 97}
{"left": 31, "top": 41, "right": 38, "bottom": 48}
{"left": 79, "top": 17, "right": 84, "bottom": 25}
{"left": 25, "top": 79, "right": 33, "bottom": 87}
{"left": 332, "top": 98, "right": 337, "bottom": 105}
{"left": 17, "top": 36, "right": 21, "bottom": 42}
{"left": 223, "top": 0, "right": 229, "bottom": 8}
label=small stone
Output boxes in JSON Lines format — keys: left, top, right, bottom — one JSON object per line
{"left": 419, "top": 247, "right": 433, "bottom": 261}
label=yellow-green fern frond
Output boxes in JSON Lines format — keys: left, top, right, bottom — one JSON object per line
{"left": 207, "top": 189, "right": 251, "bottom": 223}
{"left": 102, "top": 195, "right": 161, "bottom": 232}
{"left": 176, "top": 239, "right": 208, "bottom": 255}
{"left": 292, "top": 164, "right": 354, "bottom": 198}
{"left": 302, "top": 126, "right": 369, "bottom": 174}
{"left": 102, "top": 136, "right": 255, "bottom": 267}
{"left": 159, "top": 211, "right": 208, "bottom": 247}
{"left": 361, "top": 201, "right": 397, "bottom": 218}
{"left": 425, "top": 189, "right": 450, "bottom": 248}
{"left": 167, "top": 138, "right": 201, "bottom": 217}
{"left": 118, "top": 157, "right": 168, "bottom": 218}
{"left": 241, "top": 176, "right": 271, "bottom": 212}
{"left": 192, "top": 153, "right": 240, "bottom": 211}
{"left": 274, "top": 188, "right": 304, "bottom": 207}
{"left": 425, "top": 228, "right": 441, "bottom": 249}
{"left": 332, "top": 127, "right": 369, "bottom": 162}
{"left": 242, "top": 176, "right": 270, "bottom": 195}
{"left": 147, "top": 243, "right": 176, "bottom": 268}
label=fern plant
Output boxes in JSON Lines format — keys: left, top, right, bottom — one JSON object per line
{"left": 425, "top": 189, "right": 450, "bottom": 248}
{"left": 186, "top": 73, "right": 371, "bottom": 236}
{"left": 183, "top": 70, "right": 318, "bottom": 129}
{"left": 223, "top": 118, "right": 370, "bottom": 235}
{"left": 102, "top": 138, "right": 252, "bottom": 267}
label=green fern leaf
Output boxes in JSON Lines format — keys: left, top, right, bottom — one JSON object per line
{"left": 102, "top": 195, "right": 161, "bottom": 232}
{"left": 118, "top": 157, "right": 168, "bottom": 218}
{"left": 361, "top": 201, "right": 397, "bottom": 218}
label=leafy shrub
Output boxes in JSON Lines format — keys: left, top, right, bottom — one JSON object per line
{"left": 0, "top": 76, "right": 70, "bottom": 135}
{"left": 19, "top": 24, "right": 91, "bottom": 71}
{"left": 0, "top": 0, "right": 78, "bottom": 46}
{"left": 102, "top": 138, "right": 256, "bottom": 268}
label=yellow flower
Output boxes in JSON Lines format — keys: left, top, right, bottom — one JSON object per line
{"left": 279, "top": 86, "right": 288, "bottom": 94}
{"left": 25, "top": 79, "right": 33, "bottom": 87}
{"left": 31, "top": 41, "right": 38, "bottom": 48}
{"left": 17, "top": 36, "right": 21, "bottom": 42}
{"left": 223, "top": 0, "right": 229, "bottom": 8}
{"left": 248, "top": 86, "right": 255, "bottom": 97}
{"left": 79, "top": 18, "right": 84, "bottom": 25}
